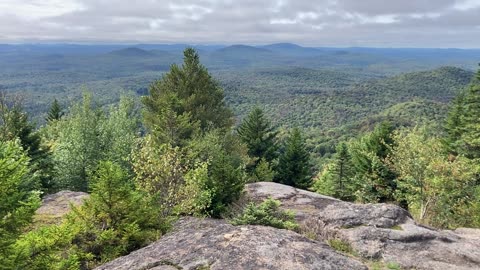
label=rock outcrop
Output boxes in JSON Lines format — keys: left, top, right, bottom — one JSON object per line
{"left": 34, "top": 190, "right": 89, "bottom": 225}
{"left": 246, "top": 182, "right": 480, "bottom": 270}
{"left": 96, "top": 217, "right": 366, "bottom": 270}
{"left": 97, "top": 182, "right": 480, "bottom": 270}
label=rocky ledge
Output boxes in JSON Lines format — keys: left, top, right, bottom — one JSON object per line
{"left": 246, "top": 182, "right": 480, "bottom": 270}
{"left": 35, "top": 190, "right": 89, "bottom": 225}
{"left": 96, "top": 182, "right": 480, "bottom": 270}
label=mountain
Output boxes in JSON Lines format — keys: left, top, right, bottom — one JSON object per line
{"left": 213, "top": 45, "right": 273, "bottom": 56}
{"left": 208, "top": 45, "right": 278, "bottom": 67}
{"left": 107, "top": 47, "right": 155, "bottom": 57}
{"left": 261, "top": 43, "right": 324, "bottom": 56}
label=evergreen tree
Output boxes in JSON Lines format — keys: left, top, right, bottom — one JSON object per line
{"left": 444, "top": 66, "right": 480, "bottom": 158}
{"left": 276, "top": 128, "right": 311, "bottom": 189}
{"left": 349, "top": 122, "right": 397, "bottom": 202}
{"left": 237, "top": 107, "right": 278, "bottom": 167}
{"left": 187, "top": 130, "right": 249, "bottom": 217}
{"left": 444, "top": 91, "right": 465, "bottom": 154}
{"left": 65, "top": 161, "right": 166, "bottom": 269}
{"left": 333, "top": 143, "right": 355, "bottom": 200}
{"left": 313, "top": 142, "right": 355, "bottom": 201}
{"left": 457, "top": 68, "right": 480, "bottom": 158}
{"left": 0, "top": 93, "right": 52, "bottom": 191}
{"left": 143, "top": 48, "right": 233, "bottom": 146}
{"left": 46, "top": 99, "right": 64, "bottom": 122}
{"left": 0, "top": 140, "right": 40, "bottom": 267}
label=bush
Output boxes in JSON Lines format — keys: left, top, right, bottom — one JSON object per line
{"left": 232, "top": 198, "right": 298, "bottom": 231}
{"left": 0, "top": 140, "right": 41, "bottom": 268}
{"left": 13, "top": 161, "right": 169, "bottom": 269}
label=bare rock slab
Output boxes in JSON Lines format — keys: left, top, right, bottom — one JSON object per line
{"left": 96, "top": 217, "right": 367, "bottom": 270}
{"left": 246, "top": 182, "right": 480, "bottom": 270}
{"left": 34, "top": 190, "right": 89, "bottom": 225}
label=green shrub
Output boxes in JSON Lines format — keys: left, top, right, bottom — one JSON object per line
{"left": 232, "top": 198, "right": 298, "bottom": 231}
{"left": 327, "top": 239, "right": 356, "bottom": 256}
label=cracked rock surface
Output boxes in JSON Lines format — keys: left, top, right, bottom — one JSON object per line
{"left": 246, "top": 182, "right": 480, "bottom": 270}
{"left": 96, "top": 217, "right": 366, "bottom": 270}
{"left": 96, "top": 182, "right": 480, "bottom": 270}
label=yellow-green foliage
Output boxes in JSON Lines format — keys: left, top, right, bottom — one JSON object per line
{"left": 390, "top": 126, "right": 480, "bottom": 228}
{"left": 0, "top": 140, "right": 41, "bottom": 268}
{"left": 327, "top": 239, "right": 356, "bottom": 256}
{"left": 132, "top": 135, "right": 214, "bottom": 217}
{"left": 232, "top": 198, "right": 299, "bottom": 231}
{"left": 13, "top": 161, "right": 169, "bottom": 269}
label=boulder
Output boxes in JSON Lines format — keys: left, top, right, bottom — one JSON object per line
{"left": 96, "top": 217, "right": 367, "bottom": 270}
{"left": 34, "top": 190, "right": 89, "bottom": 225}
{"left": 245, "top": 182, "right": 480, "bottom": 270}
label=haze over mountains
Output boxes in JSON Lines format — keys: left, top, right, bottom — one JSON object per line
{"left": 0, "top": 42, "right": 476, "bottom": 165}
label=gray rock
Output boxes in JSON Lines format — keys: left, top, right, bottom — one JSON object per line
{"left": 35, "top": 190, "right": 89, "bottom": 225}
{"left": 96, "top": 217, "right": 367, "bottom": 270}
{"left": 246, "top": 182, "right": 480, "bottom": 270}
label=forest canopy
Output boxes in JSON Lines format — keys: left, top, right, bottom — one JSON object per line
{"left": 1, "top": 48, "right": 479, "bottom": 269}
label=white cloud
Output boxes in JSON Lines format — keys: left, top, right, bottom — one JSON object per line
{"left": 453, "top": 0, "right": 480, "bottom": 10}
{"left": 0, "top": 0, "right": 479, "bottom": 47}
{"left": 0, "top": 0, "right": 85, "bottom": 20}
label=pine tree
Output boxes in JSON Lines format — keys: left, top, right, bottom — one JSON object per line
{"left": 313, "top": 142, "right": 355, "bottom": 201}
{"left": 457, "top": 68, "right": 480, "bottom": 158}
{"left": 46, "top": 99, "right": 64, "bottom": 122}
{"left": 237, "top": 107, "right": 278, "bottom": 167}
{"left": 334, "top": 143, "right": 355, "bottom": 200}
{"left": 349, "top": 122, "right": 397, "bottom": 202}
{"left": 444, "top": 91, "right": 465, "bottom": 154}
{"left": 0, "top": 93, "right": 52, "bottom": 191}
{"left": 276, "top": 128, "right": 311, "bottom": 189}
{"left": 0, "top": 140, "right": 41, "bottom": 267}
{"left": 444, "top": 66, "right": 480, "bottom": 159}
{"left": 143, "top": 48, "right": 233, "bottom": 146}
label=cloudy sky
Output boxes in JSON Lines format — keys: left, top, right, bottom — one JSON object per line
{"left": 1, "top": 0, "right": 479, "bottom": 47}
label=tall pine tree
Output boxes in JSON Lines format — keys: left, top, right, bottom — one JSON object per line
{"left": 46, "top": 99, "right": 64, "bottom": 122}
{"left": 313, "top": 142, "right": 355, "bottom": 201}
{"left": 276, "top": 128, "right": 311, "bottom": 189}
{"left": 444, "top": 91, "right": 465, "bottom": 154}
{"left": 143, "top": 48, "right": 233, "bottom": 146}
{"left": 237, "top": 107, "right": 278, "bottom": 167}
{"left": 349, "top": 122, "right": 397, "bottom": 202}
{"left": 445, "top": 66, "right": 480, "bottom": 158}
{"left": 334, "top": 142, "right": 355, "bottom": 200}
{"left": 0, "top": 93, "right": 52, "bottom": 191}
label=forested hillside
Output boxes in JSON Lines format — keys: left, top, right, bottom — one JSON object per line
{"left": 0, "top": 44, "right": 476, "bottom": 167}
{"left": 1, "top": 46, "right": 480, "bottom": 269}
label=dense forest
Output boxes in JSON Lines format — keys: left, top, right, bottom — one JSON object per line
{"left": 1, "top": 46, "right": 480, "bottom": 269}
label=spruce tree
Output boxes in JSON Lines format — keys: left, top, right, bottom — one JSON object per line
{"left": 46, "top": 99, "right": 64, "bottom": 122}
{"left": 276, "top": 128, "right": 311, "bottom": 189}
{"left": 0, "top": 140, "right": 40, "bottom": 267}
{"left": 444, "top": 66, "right": 480, "bottom": 158}
{"left": 457, "top": 68, "right": 480, "bottom": 158}
{"left": 237, "top": 107, "right": 278, "bottom": 166}
{"left": 0, "top": 93, "right": 52, "bottom": 191}
{"left": 444, "top": 91, "right": 465, "bottom": 154}
{"left": 143, "top": 48, "right": 233, "bottom": 146}
{"left": 334, "top": 142, "right": 355, "bottom": 200}
{"left": 349, "top": 122, "right": 397, "bottom": 202}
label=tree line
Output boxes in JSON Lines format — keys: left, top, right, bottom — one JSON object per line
{"left": 314, "top": 67, "right": 480, "bottom": 228}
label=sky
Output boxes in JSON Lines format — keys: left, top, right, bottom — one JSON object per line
{"left": 1, "top": 0, "right": 480, "bottom": 48}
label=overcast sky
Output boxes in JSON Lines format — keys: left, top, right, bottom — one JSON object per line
{"left": 1, "top": 0, "right": 480, "bottom": 48}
